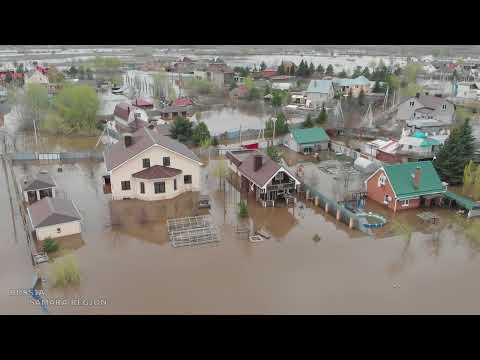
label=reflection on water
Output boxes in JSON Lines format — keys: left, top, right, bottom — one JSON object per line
{"left": 191, "top": 106, "right": 270, "bottom": 136}
{"left": 3, "top": 159, "right": 480, "bottom": 314}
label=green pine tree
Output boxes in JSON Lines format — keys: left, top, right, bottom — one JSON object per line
{"left": 326, "top": 64, "right": 334, "bottom": 76}
{"left": 316, "top": 64, "right": 324, "bottom": 75}
{"left": 303, "top": 114, "right": 314, "bottom": 128}
{"left": 316, "top": 104, "right": 328, "bottom": 125}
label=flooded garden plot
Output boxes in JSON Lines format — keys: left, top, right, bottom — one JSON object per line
{"left": 3, "top": 158, "right": 480, "bottom": 314}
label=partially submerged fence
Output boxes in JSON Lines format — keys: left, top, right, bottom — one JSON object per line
{"left": 9, "top": 151, "right": 104, "bottom": 162}
{"left": 302, "top": 183, "right": 369, "bottom": 234}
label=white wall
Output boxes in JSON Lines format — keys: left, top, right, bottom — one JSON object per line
{"left": 111, "top": 145, "right": 201, "bottom": 200}
{"left": 36, "top": 221, "right": 81, "bottom": 241}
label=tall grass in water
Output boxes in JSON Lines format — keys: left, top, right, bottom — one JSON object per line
{"left": 50, "top": 254, "right": 81, "bottom": 288}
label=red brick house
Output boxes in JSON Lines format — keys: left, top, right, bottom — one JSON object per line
{"left": 365, "top": 161, "right": 447, "bottom": 212}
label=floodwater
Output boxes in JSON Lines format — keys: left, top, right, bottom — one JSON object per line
{"left": 0, "top": 157, "right": 39, "bottom": 314}
{"left": 2, "top": 158, "right": 480, "bottom": 314}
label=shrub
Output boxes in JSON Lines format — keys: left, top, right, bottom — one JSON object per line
{"left": 238, "top": 200, "right": 248, "bottom": 218}
{"left": 43, "top": 238, "right": 59, "bottom": 253}
{"left": 50, "top": 254, "right": 81, "bottom": 288}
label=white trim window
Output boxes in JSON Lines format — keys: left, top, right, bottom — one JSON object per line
{"left": 442, "top": 103, "right": 447, "bottom": 110}
{"left": 400, "top": 199, "right": 410, "bottom": 207}
{"left": 378, "top": 174, "right": 387, "bottom": 187}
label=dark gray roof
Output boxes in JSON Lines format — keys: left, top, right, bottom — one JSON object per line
{"left": 402, "top": 95, "right": 451, "bottom": 110}
{"left": 21, "top": 173, "right": 56, "bottom": 192}
{"left": 28, "top": 197, "right": 81, "bottom": 228}
{"left": 104, "top": 125, "right": 201, "bottom": 171}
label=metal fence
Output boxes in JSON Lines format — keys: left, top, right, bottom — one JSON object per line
{"left": 9, "top": 151, "right": 104, "bottom": 162}
{"left": 303, "top": 184, "right": 364, "bottom": 233}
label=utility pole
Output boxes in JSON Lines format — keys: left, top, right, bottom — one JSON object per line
{"left": 272, "top": 116, "right": 276, "bottom": 146}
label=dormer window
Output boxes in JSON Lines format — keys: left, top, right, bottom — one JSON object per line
{"left": 442, "top": 104, "right": 447, "bottom": 110}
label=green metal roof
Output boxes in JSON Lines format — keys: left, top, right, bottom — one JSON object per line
{"left": 383, "top": 161, "right": 445, "bottom": 199}
{"left": 444, "top": 191, "right": 480, "bottom": 210}
{"left": 420, "top": 138, "right": 441, "bottom": 147}
{"left": 291, "top": 127, "right": 330, "bottom": 144}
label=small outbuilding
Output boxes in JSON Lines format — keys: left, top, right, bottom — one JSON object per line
{"left": 353, "top": 157, "right": 379, "bottom": 174}
{"left": 285, "top": 127, "right": 330, "bottom": 154}
{"left": 27, "top": 197, "right": 82, "bottom": 241}
{"left": 21, "top": 172, "right": 57, "bottom": 204}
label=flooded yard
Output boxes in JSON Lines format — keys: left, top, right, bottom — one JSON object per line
{"left": 1, "top": 157, "right": 480, "bottom": 314}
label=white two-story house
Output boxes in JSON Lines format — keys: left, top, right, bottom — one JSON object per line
{"left": 103, "top": 125, "right": 203, "bottom": 201}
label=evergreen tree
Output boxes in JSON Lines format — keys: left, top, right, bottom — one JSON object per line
{"left": 373, "top": 80, "right": 382, "bottom": 93}
{"left": 308, "top": 62, "right": 315, "bottom": 77}
{"left": 316, "top": 104, "right": 328, "bottom": 125}
{"left": 326, "top": 64, "right": 334, "bottom": 76}
{"left": 352, "top": 66, "right": 362, "bottom": 78}
{"left": 337, "top": 70, "right": 347, "bottom": 78}
{"left": 303, "top": 114, "right": 314, "bottom": 128}
{"left": 434, "top": 119, "right": 476, "bottom": 185}
{"left": 362, "top": 66, "right": 371, "bottom": 79}
{"left": 277, "top": 63, "right": 285, "bottom": 75}
{"left": 170, "top": 116, "right": 193, "bottom": 143}
{"left": 464, "top": 160, "right": 476, "bottom": 191}
{"left": 316, "top": 64, "right": 324, "bottom": 76}
{"left": 267, "top": 146, "right": 281, "bottom": 163}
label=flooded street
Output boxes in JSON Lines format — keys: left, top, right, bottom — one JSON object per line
{"left": 0, "top": 158, "right": 479, "bottom": 314}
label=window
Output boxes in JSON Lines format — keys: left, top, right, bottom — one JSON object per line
{"left": 142, "top": 158, "right": 150, "bottom": 168}
{"left": 409, "top": 145, "right": 413, "bottom": 149}
{"left": 174, "top": 179, "right": 177, "bottom": 191}
{"left": 121, "top": 181, "right": 131, "bottom": 191}
{"left": 275, "top": 172, "right": 284, "bottom": 181}
{"left": 154, "top": 182, "right": 165, "bottom": 194}
{"left": 378, "top": 174, "right": 386, "bottom": 187}
{"left": 184, "top": 175, "right": 192, "bottom": 184}
{"left": 57, "top": 228, "right": 61, "bottom": 234}
{"left": 442, "top": 104, "right": 447, "bottom": 110}
{"left": 383, "top": 195, "right": 390, "bottom": 204}
{"left": 409, "top": 101, "right": 415, "bottom": 107}
{"left": 401, "top": 199, "right": 410, "bottom": 207}
{"left": 163, "top": 157, "right": 170, "bottom": 166}
{"left": 140, "top": 182, "right": 145, "bottom": 194}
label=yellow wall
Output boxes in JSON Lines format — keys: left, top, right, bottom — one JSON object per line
{"left": 36, "top": 221, "right": 82, "bottom": 241}
{"left": 111, "top": 145, "right": 201, "bottom": 201}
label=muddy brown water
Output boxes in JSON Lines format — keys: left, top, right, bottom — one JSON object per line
{"left": 2, "top": 158, "right": 480, "bottom": 314}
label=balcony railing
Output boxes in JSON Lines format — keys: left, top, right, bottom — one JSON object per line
{"left": 266, "top": 181, "right": 296, "bottom": 192}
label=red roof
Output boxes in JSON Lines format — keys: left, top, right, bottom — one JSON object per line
{"left": 262, "top": 68, "right": 277, "bottom": 78}
{"left": 173, "top": 98, "right": 193, "bottom": 107}
{"left": 133, "top": 98, "right": 154, "bottom": 108}
{"left": 132, "top": 165, "right": 182, "bottom": 179}
{"left": 114, "top": 102, "right": 132, "bottom": 121}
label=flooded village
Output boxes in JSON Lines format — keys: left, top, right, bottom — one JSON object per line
{"left": 3, "top": 45, "right": 480, "bottom": 314}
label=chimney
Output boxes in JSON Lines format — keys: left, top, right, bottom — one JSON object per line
{"left": 413, "top": 166, "right": 421, "bottom": 188}
{"left": 123, "top": 133, "right": 133, "bottom": 148}
{"left": 415, "top": 92, "right": 420, "bottom": 98}
{"left": 254, "top": 155, "right": 263, "bottom": 171}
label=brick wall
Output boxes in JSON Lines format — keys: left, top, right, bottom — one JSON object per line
{"left": 376, "top": 150, "right": 401, "bottom": 164}
{"left": 367, "top": 170, "right": 397, "bottom": 210}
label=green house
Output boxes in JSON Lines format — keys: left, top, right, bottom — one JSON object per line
{"left": 286, "top": 127, "right": 330, "bottom": 154}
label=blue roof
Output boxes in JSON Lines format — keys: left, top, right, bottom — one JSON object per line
{"left": 334, "top": 75, "right": 371, "bottom": 87}
{"left": 306, "top": 80, "right": 333, "bottom": 94}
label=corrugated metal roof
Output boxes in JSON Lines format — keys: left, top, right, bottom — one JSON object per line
{"left": 291, "top": 127, "right": 330, "bottom": 144}
{"left": 383, "top": 161, "right": 445, "bottom": 198}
